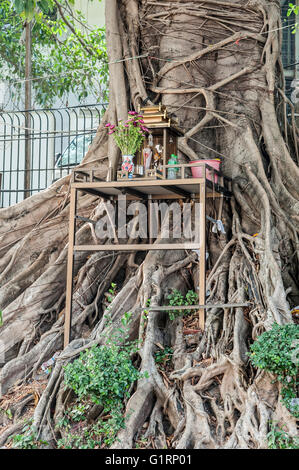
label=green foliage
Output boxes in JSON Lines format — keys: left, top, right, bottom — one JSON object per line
{"left": 249, "top": 323, "right": 299, "bottom": 417}
{"left": 1, "top": 1, "right": 108, "bottom": 107}
{"left": 154, "top": 347, "right": 173, "bottom": 368}
{"left": 12, "top": 421, "right": 48, "bottom": 449}
{"left": 288, "top": 3, "right": 299, "bottom": 17}
{"left": 55, "top": 401, "right": 125, "bottom": 448}
{"left": 107, "top": 282, "right": 117, "bottom": 303}
{"left": 64, "top": 343, "right": 140, "bottom": 410}
{"left": 167, "top": 289, "right": 198, "bottom": 320}
{"left": 11, "top": 0, "right": 79, "bottom": 19}
{"left": 287, "top": 3, "right": 299, "bottom": 33}
{"left": 0, "top": 407, "right": 12, "bottom": 420}
{"left": 67, "top": 402, "right": 88, "bottom": 422}
{"left": 267, "top": 422, "right": 299, "bottom": 449}
{"left": 57, "top": 408, "right": 125, "bottom": 449}
{"left": 59, "top": 312, "right": 147, "bottom": 448}
{"left": 185, "top": 290, "right": 198, "bottom": 306}
{"left": 135, "top": 436, "right": 148, "bottom": 449}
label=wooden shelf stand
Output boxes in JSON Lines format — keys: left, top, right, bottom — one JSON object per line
{"left": 64, "top": 167, "right": 232, "bottom": 348}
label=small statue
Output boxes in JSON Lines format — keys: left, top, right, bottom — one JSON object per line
{"left": 143, "top": 147, "right": 152, "bottom": 170}
{"left": 153, "top": 144, "right": 163, "bottom": 168}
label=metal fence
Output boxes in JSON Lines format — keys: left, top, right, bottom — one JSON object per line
{"left": 0, "top": 103, "right": 107, "bottom": 207}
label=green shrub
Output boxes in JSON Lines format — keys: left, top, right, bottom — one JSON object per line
{"left": 267, "top": 422, "right": 299, "bottom": 449}
{"left": 249, "top": 323, "right": 299, "bottom": 417}
{"left": 56, "top": 408, "right": 125, "bottom": 449}
{"left": 167, "top": 289, "right": 198, "bottom": 321}
{"left": 154, "top": 347, "right": 173, "bottom": 367}
{"left": 12, "top": 421, "right": 48, "bottom": 449}
{"left": 59, "top": 312, "right": 148, "bottom": 448}
{"left": 64, "top": 343, "right": 140, "bottom": 411}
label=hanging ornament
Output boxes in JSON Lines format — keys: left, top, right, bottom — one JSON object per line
{"left": 148, "top": 133, "right": 154, "bottom": 147}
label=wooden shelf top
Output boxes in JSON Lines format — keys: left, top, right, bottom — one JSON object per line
{"left": 72, "top": 163, "right": 232, "bottom": 200}
{"left": 71, "top": 177, "right": 231, "bottom": 200}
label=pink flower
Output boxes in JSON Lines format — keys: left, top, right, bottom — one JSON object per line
{"left": 110, "top": 125, "right": 115, "bottom": 129}
{"left": 105, "top": 123, "right": 111, "bottom": 127}
{"left": 138, "top": 119, "right": 145, "bottom": 123}
{"left": 128, "top": 111, "right": 138, "bottom": 115}
{"left": 108, "top": 130, "right": 115, "bottom": 135}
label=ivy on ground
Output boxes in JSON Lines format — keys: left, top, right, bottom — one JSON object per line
{"left": 267, "top": 422, "right": 299, "bottom": 449}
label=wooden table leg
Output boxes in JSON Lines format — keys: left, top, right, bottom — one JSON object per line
{"left": 199, "top": 181, "right": 206, "bottom": 331}
{"left": 64, "top": 187, "right": 77, "bottom": 349}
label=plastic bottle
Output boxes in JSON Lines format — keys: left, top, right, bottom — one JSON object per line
{"left": 167, "top": 154, "right": 179, "bottom": 179}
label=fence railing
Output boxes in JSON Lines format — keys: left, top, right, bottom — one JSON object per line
{"left": 0, "top": 103, "right": 107, "bottom": 207}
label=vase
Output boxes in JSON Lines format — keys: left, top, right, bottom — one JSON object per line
{"left": 122, "top": 155, "right": 135, "bottom": 178}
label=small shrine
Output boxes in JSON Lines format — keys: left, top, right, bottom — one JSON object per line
{"left": 64, "top": 105, "right": 235, "bottom": 348}
{"left": 117, "top": 104, "right": 183, "bottom": 181}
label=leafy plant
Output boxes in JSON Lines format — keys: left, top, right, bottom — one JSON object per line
{"left": 12, "top": 421, "right": 48, "bottom": 449}
{"left": 249, "top": 323, "right": 299, "bottom": 417}
{"left": 57, "top": 409, "right": 125, "bottom": 449}
{"left": 68, "top": 402, "right": 89, "bottom": 422}
{"left": 167, "top": 289, "right": 198, "bottom": 320}
{"left": 154, "top": 347, "right": 173, "bottom": 368}
{"left": 287, "top": 3, "right": 299, "bottom": 33}
{"left": 105, "top": 112, "right": 149, "bottom": 155}
{"left": 60, "top": 312, "right": 147, "bottom": 448}
{"left": 64, "top": 343, "right": 140, "bottom": 411}
{"left": 107, "top": 282, "right": 117, "bottom": 303}
{"left": 288, "top": 3, "right": 299, "bottom": 16}
{"left": 135, "top": 436, "right": 148, "bottom": 449}
{"left": 1, "top": 0, "right": 108, "bottom": 107}
{"left": 267, "top": 422, "right": 299, "bottom": 449}
{"left": 185, "top": 290, "right": 199, "bottom": 307}
{"left": 0, "top": 407, "right": 12, "bottom": 420}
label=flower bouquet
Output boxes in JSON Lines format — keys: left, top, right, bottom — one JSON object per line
{"left": 106, "top": 111, "right": 149, "bottom": 178}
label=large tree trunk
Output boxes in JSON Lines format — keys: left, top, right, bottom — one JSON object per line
{"left": 0, "top": 0, "right": 298, "bottom": 449}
